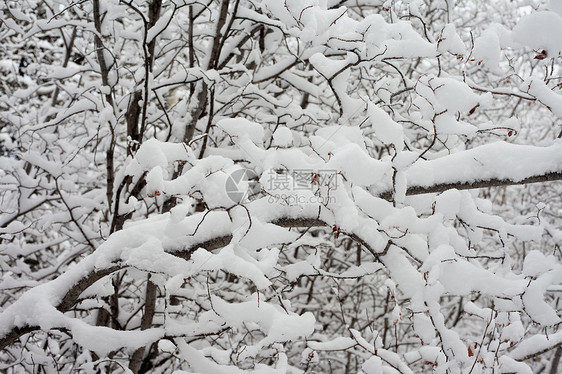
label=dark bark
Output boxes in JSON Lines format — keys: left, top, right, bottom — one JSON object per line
{"left": 380, "top": 171, "right": 562, "bottom": 200}
{"left": 129, "top": 277, "right": 158, "bottom": 373}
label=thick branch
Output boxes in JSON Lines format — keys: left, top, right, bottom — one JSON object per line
{"left": 0, "top": 216, "right": 330, "bottom": 351}
{"left": 3, "top": 161, "right": 561, "bottom": 350}
{"left": 381, "top": 141, "right": 562, "bottom": 199}
{"left": 0, "top": 265, "right": 120, "bottom": 351}
{"left": 129, "top": 277, "right": 158, "bottom": 373}
{"left": 381, "top": 171, "right": 562, "bottom": 200}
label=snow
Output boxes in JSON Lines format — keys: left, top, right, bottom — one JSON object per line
{"left": 309, "top": 52, "right": 355, "bottom": 79}
{"left": 405, "top": 140, "right": 562, "bottom": 192}
{"left": 326, "top": 143, "right": 391, "bottom": 186}
{"left": 272, "top": 127, "right": 293, "bottom": 147}
{"left": 175, "top": 340, "right": 246, "bottom": 374}
{"left": 522, "top": 250, "right": 556, "bottom": 277}
{"left": 512, "top": 10, "right": 562, "bottom": 54}
{"left": 510, "top": 330, "right": 562, "bottom": 361}
{"left": 472, "top": 28, "right": 502, "bottom": 69}
{"left": 145, "top": 166, "right": 166, "bottom": 197}
{"left": 434, "top": 189, "right": 462, "bottom": 219}
{"left": 5, "top": 1, "right": 562, "bottom": 372}
{"left": 419, "top": 75, "right": 493, "bottom": 115}
{"left": 437, "top": 259, "right": 526, "bottom": 297}
{"left": 550, "top": 0, "right": 562, "bottom": 16}
{"left": 260, "top": 0, "right": 299, "bottom": 28}
{"left": 498, "top": 356, "right": 533, "bottom": 374}
{"left": 438, "top": 24, "right": 466, "bottom": 56}
{"left": 217, "top": 118, "right": 265, "bottom": 146}
{"left": 308, "top": 337, "right": 356, "bottom": 351}
{"left": 523, "top": 78, "right": 562, "bottom": 117}
{"left": 314, "top": 125, "right": 368, "bottom": 151}
{"left": 20, "top": 150, "right": 63, "bottom": 178}
{"left": 368, "top": 103, "right": 404, "bottom": 150}
{"left": 49, "top": 64, "right": 89, "bottom": 79}
{"left": 190, "top": 245, "right": 272, "bottom": 289}
{"left": 253, "top": 56, "right": 298, "bottom": 83}
{"left": 339, "top": 262, "right": 383, "bottom": 277}
{"left": 358, "top": 14, "right": 436, "bottom": 59}
{"left": 146, "top": 10, "right": 174, "bottom": 43}
{"left": 279, "top": 70, "right": 320, "bottom": 97}
{"left": 521, "top": 271, "right": 562, "bottom": 326}
{"left": 158, "top": 339, "right": 176, "bottom": 353}
{"left": 130, "top": 139, "right": 169, "bottom": 170}
{"left": 212, "top": 295, "right": 315, "bottom": 342}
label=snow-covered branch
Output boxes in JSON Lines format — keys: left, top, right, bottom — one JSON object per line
{"left": 2, "top": 0, "right": 562, "bottom": 373}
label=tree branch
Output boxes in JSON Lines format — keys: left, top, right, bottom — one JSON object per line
{"left": 380, "top": 171, "right": 562, "bottom": 200}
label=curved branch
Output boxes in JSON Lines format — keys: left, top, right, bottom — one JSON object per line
{"left": 3, "top": 141, "right": 562, "bottom": 351}
{"left": 0, "top": 212, "right": 376, "bottom": 352}
{"left": 0, "top": 265, "right": 120, "bottom": 350}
